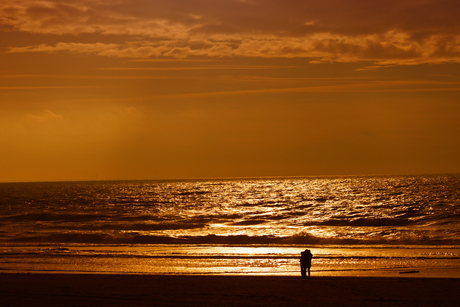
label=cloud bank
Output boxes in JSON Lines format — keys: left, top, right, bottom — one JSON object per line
{"left": 2, "top": 0, "right": 460, "bottom": 66}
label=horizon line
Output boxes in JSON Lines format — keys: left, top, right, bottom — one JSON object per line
{"left": 1, "top": 172, "right": 458, "bottom": 184}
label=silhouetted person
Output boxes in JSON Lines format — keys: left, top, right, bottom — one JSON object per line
{"left": 300, "top": 249, "right": 312, "bottom": 278}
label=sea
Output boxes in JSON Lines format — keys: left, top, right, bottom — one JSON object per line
{"left": 1, "top": 174, "right": 459, "bottom": 277}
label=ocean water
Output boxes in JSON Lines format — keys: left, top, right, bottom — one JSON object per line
{"left": 1, "top": 174, "right": 459, "bottom": 277}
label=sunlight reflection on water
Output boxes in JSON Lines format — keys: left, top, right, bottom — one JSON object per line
{"left": 1, "top": 244, "right": 459, "bottom": 278}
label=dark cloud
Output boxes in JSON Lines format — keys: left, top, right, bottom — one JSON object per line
{"left": 2, "top": 0, "right": 460, "bottom": 65}
{"left": 4, "top": 0, "right": 459, "bottom": 36}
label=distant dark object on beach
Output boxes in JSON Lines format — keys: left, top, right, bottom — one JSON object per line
{"left": 300, "top": 249, "right": 313, "bottom": 278}
{"left": 399, "top": 270, "right": 420, "bottom": 274}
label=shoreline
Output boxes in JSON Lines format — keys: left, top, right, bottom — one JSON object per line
{"left": 2, "top": 244, "right": 459, "bottom": 278}
{"left": 1, "top": 273, "right": 459, "bottom": 306}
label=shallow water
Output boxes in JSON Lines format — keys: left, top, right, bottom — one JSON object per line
{"left": 1, "top": 244, "right": 459, "bottom": 278}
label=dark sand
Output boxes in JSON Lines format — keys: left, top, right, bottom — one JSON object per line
{"left": 1, "top": 274, "right": 459, "bottom": 306}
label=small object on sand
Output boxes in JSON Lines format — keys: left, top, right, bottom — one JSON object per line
{"left": 399, "top": 270, "right": 420, "bottom": 274}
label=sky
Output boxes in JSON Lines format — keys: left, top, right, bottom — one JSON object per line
{"left": 1, "top": 0, "right": 460, "bottom": 182}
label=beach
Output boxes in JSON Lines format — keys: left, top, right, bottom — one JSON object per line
{"left": 1, "top": 273, "right": 459, "bottom": 306}
{"left": 1, "top": 177, "right": 460, "bottom": 305}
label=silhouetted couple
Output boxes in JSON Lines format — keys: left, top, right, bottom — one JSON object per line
{"left": 300, "top": 249, "right": 312, "bottom": 278}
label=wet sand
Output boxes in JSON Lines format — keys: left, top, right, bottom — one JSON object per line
{"left": 1, "top": 273, "right": 459, "bottom": 306}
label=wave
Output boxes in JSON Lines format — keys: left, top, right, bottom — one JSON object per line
{"left": 4, "top": 213, "right": 455, "bottom": 229}
{"left": 2, "top": 248, "right": 458, "bottom": 261}
{"left": 32, "top": 221, "right": 208, "bottom": 231}
{"left": 308, "top": 217, "right": 414, "bottom": 227}
{"left": 1, "top": 213, "right": 112, "bottom": 222}
{"left": 7, "top": 232, "right": 460, "bottom": 245}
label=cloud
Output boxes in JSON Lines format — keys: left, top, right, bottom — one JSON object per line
{"left": 3, "top": 1, "right": 459, "bottom": 36}
{"left": 8, "top": 42, "right": 119, "bottom": 54}
{"left": 0, "top": 85, "right": 109, "bottom": 89}
{"left": 98, "top": 64, "right": 293, "bottom": 71}
{"left": 2, "top": 0, "right": 460, "bottom": 66}
{"left": 108, "top": 79, "right": 460, "bottom": 102}
{"left": 25, "top": 109, "right": 62, "bottom": 122}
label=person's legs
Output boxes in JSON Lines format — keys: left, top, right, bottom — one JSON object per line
{"left": 307, "top": 266, "right": 310, "bottom": 277}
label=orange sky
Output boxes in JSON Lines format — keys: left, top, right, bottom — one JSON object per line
{"left": 1, "top": 0, "right": 460, "bottom": 182}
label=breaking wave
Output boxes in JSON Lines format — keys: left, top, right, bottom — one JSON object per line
{"left": 7, "top": 231, "right": 460, "bottom": 245}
